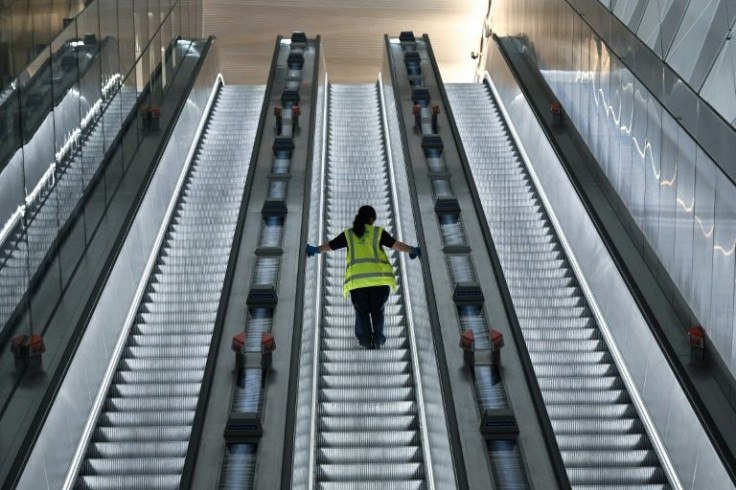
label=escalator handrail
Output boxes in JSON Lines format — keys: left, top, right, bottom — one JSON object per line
{"left": 421, "top": 33, "right": 572, "bottom": 489}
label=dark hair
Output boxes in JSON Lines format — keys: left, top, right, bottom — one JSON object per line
{"left": 352, "top": 205, "right": 376, "bottom": 238}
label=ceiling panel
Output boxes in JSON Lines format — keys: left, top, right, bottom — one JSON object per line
{"left": 204, "top": 0, "right": 487, "bottom": 84}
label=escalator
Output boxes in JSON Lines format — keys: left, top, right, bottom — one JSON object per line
{"left": 312, "top": 83, "right": 427, "bottom": 488}
{"left": 446, "top": 82, "right": 670, "bottom": 489}
{"left": 0, "top": 83, "right": 137, "bottom": 324}
{"left": 74, "top": 84, "right": 264, "bottom": 489}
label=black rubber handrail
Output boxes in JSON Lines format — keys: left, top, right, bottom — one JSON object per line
{"left": 493, "top": 33, "right": 736, "bottom": 485}
{"left": 179, "top": 34, "right": 285, "bottom": 490}
{"left": 279, "top": 35, "right": 323, "bottom": 490}
{"left": 1, "top": 36, "right": 214, "bottom": 490}
{"left": 383, "top": 33, "right": 470, "bottom": 490}
{"left": 422, "top": 34, "right": 572, "bottom": 489}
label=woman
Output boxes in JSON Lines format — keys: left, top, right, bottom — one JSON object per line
{"left": 306, "top": 205, "right": 420, "bottom": 349}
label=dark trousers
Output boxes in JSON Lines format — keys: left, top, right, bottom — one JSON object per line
{"left": 349, "top": 286, "right": 390, "bottom": 346}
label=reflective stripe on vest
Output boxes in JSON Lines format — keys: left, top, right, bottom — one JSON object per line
{"left": 343, "top": 225, "right": 397, "bottom": 296}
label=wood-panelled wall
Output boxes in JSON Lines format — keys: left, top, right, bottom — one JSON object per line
{"left": 204, "top": 0, "right": 486, "bottom": 84}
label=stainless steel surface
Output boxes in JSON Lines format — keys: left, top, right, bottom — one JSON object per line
{"left": 69, "top": 84, "right": 263, "bottom": 490}
{"left": 306, "top": 83, "right": 430, "bottom": 489}
{"left": 489, "top": 0, "right": 736, "bottom": 383}
{"left": 447, "top": 82, "right": 672, "bottom": 489}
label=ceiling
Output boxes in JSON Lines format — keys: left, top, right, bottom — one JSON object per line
{"left": 203, "top": 0, "right": 488, "bottom": 84}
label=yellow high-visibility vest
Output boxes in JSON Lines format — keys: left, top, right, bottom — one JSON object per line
{"left": 343, "top": 225, "right": 397, "bottom": 297}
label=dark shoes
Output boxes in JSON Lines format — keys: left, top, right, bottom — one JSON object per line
{"left": 358, "top": 340, "right": 385, "bottom": 350}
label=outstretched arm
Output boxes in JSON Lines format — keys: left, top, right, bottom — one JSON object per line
{"left": 391, "top": 240, "right": 421, "bottom": 259}
{"left": 391, "top": 241, "right": 413, "bottom": 254}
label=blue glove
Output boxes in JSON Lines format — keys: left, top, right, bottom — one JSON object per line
{"left": 409, "top": 246, "right": 421, "bottom": 260}
{"left": 306, "top": 244, "right": 320, "bottom": 257}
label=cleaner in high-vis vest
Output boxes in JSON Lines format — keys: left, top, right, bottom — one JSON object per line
{"left": 306, "top": 205, "right": 421, "bottom": 349}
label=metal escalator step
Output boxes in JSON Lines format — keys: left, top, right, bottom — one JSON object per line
{"left": 530, "top": 351, "right": 611, "bottom": 365}
{"left": 81, "top": 457, "right": 184, "bottom": 475}
{"left": 507, "top": 276, "right": 573, "bottom": 289}
{"left": 552, "top": 418, "right": 643, "bottom": 434}
{"left": 317, "top": 463, "right": 423, "bottom": 481}
{"left": 322, "top": 337, "right": 407, "bottom": 350}
{"left": 76, "top": 474, "right": 180, "bottom": 490}
{"left": 319, "top": 431, "right": 419, "bottom": 448}
{"left": 113, "top": 370, "right": 203, "bottom": 384}
{"left": 138, "top": 311, "right": 217, "bottom": 324}
{"left": 123, "top": 345, "right": 210, "bottom": 358}
{"left": 545, "top": 403, "right": 636, "bottom": 419}
{"left": 533, "top": 363, "right": 617, "bottom": 377}
{"left": 88, "top": 441, "right": 188, "bottom": 458}
{"left": 571, "top": 485, "right": 669, "bottom": 490}
{"left": 119, "top": 357, "right": 207, "bottom": 371}
{"left": 321, "top": 350, "right": 409, "bottom": 363}
{"left": 562, "top": 450, "right": 660, "bottom": 467}
{"left": 319, "top": 446, "right": 422, "bottom": 464}
{"left": 556, "top": 433, "right": 649, "bottom": 450}
{"left": 317, "top": 482, "right": 425, "bottom": 490}
{"left": 318, "top": 401, "right": 416, "bottom": 417}
{"left": 320, "top": 374, "right": 412, "bottom": 388}
{"left": 319, "top": 415, "right": 417, "bottom": 432}
{"left": 567, "top": 466, "right": 666, "bottom": 485}
{"left": 538, "top": 376, "right": 622, "bottom": 391}
{"left": 131, "top": 323, "right": 214, "bottom": 336}
{"left": 543, "top": 389, "right": 629, "bottom": 405}
{"left": 98, "top": 411, "right": 194, "bottom": 427}
{"left": 321, "top": 361, "right": 410, "bottom": 375}
{"left": 513, "top": 296, "right": 583, "bottom": 308}
{"left": 93, "top": 426, "right": 191, "bottom": 442}
{"left": 519, "top": 317, "right": 595, "bottom": 329}
{"left": 320, "top": 387, "right": 414, "bottom": 402}
{"left": 105, "top": 393, "right": 200, "bottom": 410}
{"left": 523, "top": 327, "right": 599, "bottom": 341}
{"left": 526, "top": 339, "right": 603, "bottom": 352}
{"left": 128, "top": 334, "right": 211, "bottom": 347}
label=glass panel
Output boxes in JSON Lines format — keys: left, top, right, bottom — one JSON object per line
{"left": 642, "top": 96, "right": 662, "bottom": 248}
{"left": 691, "top": 149, "right": 716, "bottom": 329}
{"left": 657, "top": 111, "right": 679, "bottom": 275}
{"left": 709, "top": 174, "right": 736, "bottom": 369}
{"left": 673, "top": 128, "right": 696, "bottom": 301}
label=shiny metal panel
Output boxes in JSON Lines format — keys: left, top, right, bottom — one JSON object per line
{"left": 483, "top": 37, "right": 734, "bottom": 488}
{"left": 15, "top": 45, "right": 219, "bottom": 490}
{"left": 690, "top": 149, "right": 716, "bottom": 332}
